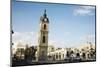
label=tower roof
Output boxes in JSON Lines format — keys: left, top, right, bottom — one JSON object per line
{"left": 43, "top": 9, "right": 47, "bottom": 18}
{"left": 40, "top": 9, "right": 49, "bottom": 23}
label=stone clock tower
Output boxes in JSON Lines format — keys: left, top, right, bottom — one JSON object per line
{"left": 38, "top": 10, "right": 49, "bottom": 61}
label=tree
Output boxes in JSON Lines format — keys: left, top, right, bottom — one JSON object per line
{"left": 24, "top": 46, "right": 37, "bottom": 61}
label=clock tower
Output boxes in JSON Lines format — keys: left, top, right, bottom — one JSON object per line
{"left": 38, "top": 10, "right": 49, "bottom": 61}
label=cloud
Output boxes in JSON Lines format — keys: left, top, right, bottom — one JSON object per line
{"left": 49, "top": 39, "right": 69, "bottom": 48}
{"left": 73, "top": 6, "right": 95, "bottom": 16}
{"left": 12, "top": 31, "right": 38, "bottom": 46}
{"left": 80, "top": 6, "right": 95, "bottom": 10}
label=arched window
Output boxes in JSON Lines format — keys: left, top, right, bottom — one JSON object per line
{"left": 44, "top": 24, "right": 46, "bottom": 30}
{"left": 76, "top": 53, "right": 80, "bottom": 57}
{"left": 43, "top": 36, "right": 45, "bottom": 43}
{"left": 82, "top": 53, "right": 86, "bottom": 58}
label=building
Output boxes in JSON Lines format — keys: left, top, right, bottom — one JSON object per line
{"left": 37, "top": 10, "right": 49, "bottom": 61}
{"left": 48, "top": 45, "right": 55, "bottom": 53}
{"left": 48, "top": 48, "right": 67, "bottom": 61}
{"left": 47, "top": 43, "right": 96, "bottom": 61}
{"left": 13, "top": 42, "right": 26, "bottom": 60}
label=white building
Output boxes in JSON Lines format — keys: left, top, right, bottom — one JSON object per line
{"left": 47, "top": 43, "right": 95, "bottom": 61}
{"left": 48, "top": 48, "right": 67, "bottom": 61}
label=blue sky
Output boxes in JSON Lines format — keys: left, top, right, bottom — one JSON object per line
{"left": 12, "top": 1, "right": 96, "bottom": 48}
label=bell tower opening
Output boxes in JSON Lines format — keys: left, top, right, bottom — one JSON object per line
{"left": 43, "top": 36, "right": 45, "bottom": 43}
{"left": 44, "top": 24, "right": 46, "bottom": 30}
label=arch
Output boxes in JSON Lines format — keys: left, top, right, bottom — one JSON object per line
{"left": 43, "top": 36, "right": 45, "bottom": 43}
{"left": 44, "top": 24, "right": 46, "bottom": 30}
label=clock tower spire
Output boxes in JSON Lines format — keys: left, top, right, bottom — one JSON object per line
{"left": 43, "top": 9, "right": 48, "bottom": 18}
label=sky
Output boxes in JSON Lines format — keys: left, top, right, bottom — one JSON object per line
{"left": 12, "top": 1, "right": 96, "bottom": 48}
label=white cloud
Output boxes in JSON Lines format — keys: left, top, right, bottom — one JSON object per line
{"left": 12, "top": 31, "right": 71, "bottom": 48}
{"left": 49, "top": 40, "right": 69, "bottom": 48}
{"left": 80, "top": 6, "right": 95, "bottom": 10}
{"left": 74, "top": 6, "right": 95, "bottom": 16}
{"left": 12, "top": 31, "right": 38, "bottom": 47}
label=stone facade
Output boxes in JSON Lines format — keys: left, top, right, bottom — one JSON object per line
{"left": 37, "top": 10, "right": 49, "bottom": 61}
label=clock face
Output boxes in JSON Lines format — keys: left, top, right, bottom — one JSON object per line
{"left": 44, "top": 18, "right": 47, "bottom": 21}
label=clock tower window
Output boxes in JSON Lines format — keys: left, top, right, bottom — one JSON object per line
{"left": 44, "top": 24, "right": 46, "bottom": 30}
{"left": 43, "top": 36, "right": 45, "bottom": 43}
